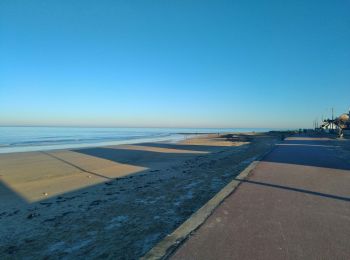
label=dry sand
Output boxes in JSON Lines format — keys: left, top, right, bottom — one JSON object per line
{"left": 0, "top": 132, "right": 280, "bottom": 259}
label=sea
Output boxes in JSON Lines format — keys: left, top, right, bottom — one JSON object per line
{"left": 0, "top": 127, "right": 276, "bottom": 154}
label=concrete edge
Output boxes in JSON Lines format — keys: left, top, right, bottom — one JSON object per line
{"left": 141, "top": 147, "right": 273, "bottom": 260}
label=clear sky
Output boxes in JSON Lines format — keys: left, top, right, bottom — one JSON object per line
{"left": 1, "top": 0, "right": 349, "bottom": 128}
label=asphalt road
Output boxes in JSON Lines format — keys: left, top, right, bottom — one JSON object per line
{"left": 171, "top": 136, "right": 350, "bottom": 259}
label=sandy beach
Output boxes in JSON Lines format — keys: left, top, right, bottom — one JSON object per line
{"left": 0, "top": 132, "right": 281, "bottom": 258}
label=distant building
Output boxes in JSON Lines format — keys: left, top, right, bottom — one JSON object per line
{"left": 321, "top": 109, "right": 350, "bottom": 137}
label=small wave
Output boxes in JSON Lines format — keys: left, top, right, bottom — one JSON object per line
{"left": 3, "top": 133, "right": 174, "bottom": 150}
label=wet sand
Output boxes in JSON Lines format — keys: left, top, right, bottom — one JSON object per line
{"left": 0, "top": 132, "right": 280, "bottom": 258}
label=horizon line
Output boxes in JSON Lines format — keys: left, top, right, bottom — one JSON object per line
{"left": 0, "top": 125, "right": 294, "bottom": 130}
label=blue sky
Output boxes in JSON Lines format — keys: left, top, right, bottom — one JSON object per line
{"left": 1, "top": 0, "right": 349, "bottom": 128}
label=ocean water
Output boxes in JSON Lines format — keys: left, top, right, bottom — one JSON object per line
{"left": 0, "top": 127, "right": 274, "bottom": 153}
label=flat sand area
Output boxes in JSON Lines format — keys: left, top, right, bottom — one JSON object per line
{"left": 0, "top": 133, "right": 279, "bottom": 258}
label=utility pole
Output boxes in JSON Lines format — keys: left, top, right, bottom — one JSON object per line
{"left": 331, "top": 107, "right": 334, "bottom": 131}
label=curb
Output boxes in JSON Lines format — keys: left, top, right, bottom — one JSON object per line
{"left": 142, "top": 145, "right": 275, "bottom": 260}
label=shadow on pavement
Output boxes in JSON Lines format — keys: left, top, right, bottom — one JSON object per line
{"left": 262, "top": 137, "right": 350, "bottom": 171}
{"left": 235, "top": 178, "right": 350, "bottom": 202}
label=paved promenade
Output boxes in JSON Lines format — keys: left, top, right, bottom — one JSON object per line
{"left": 171, "top": 136, "right": 350, "bottom": 259}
